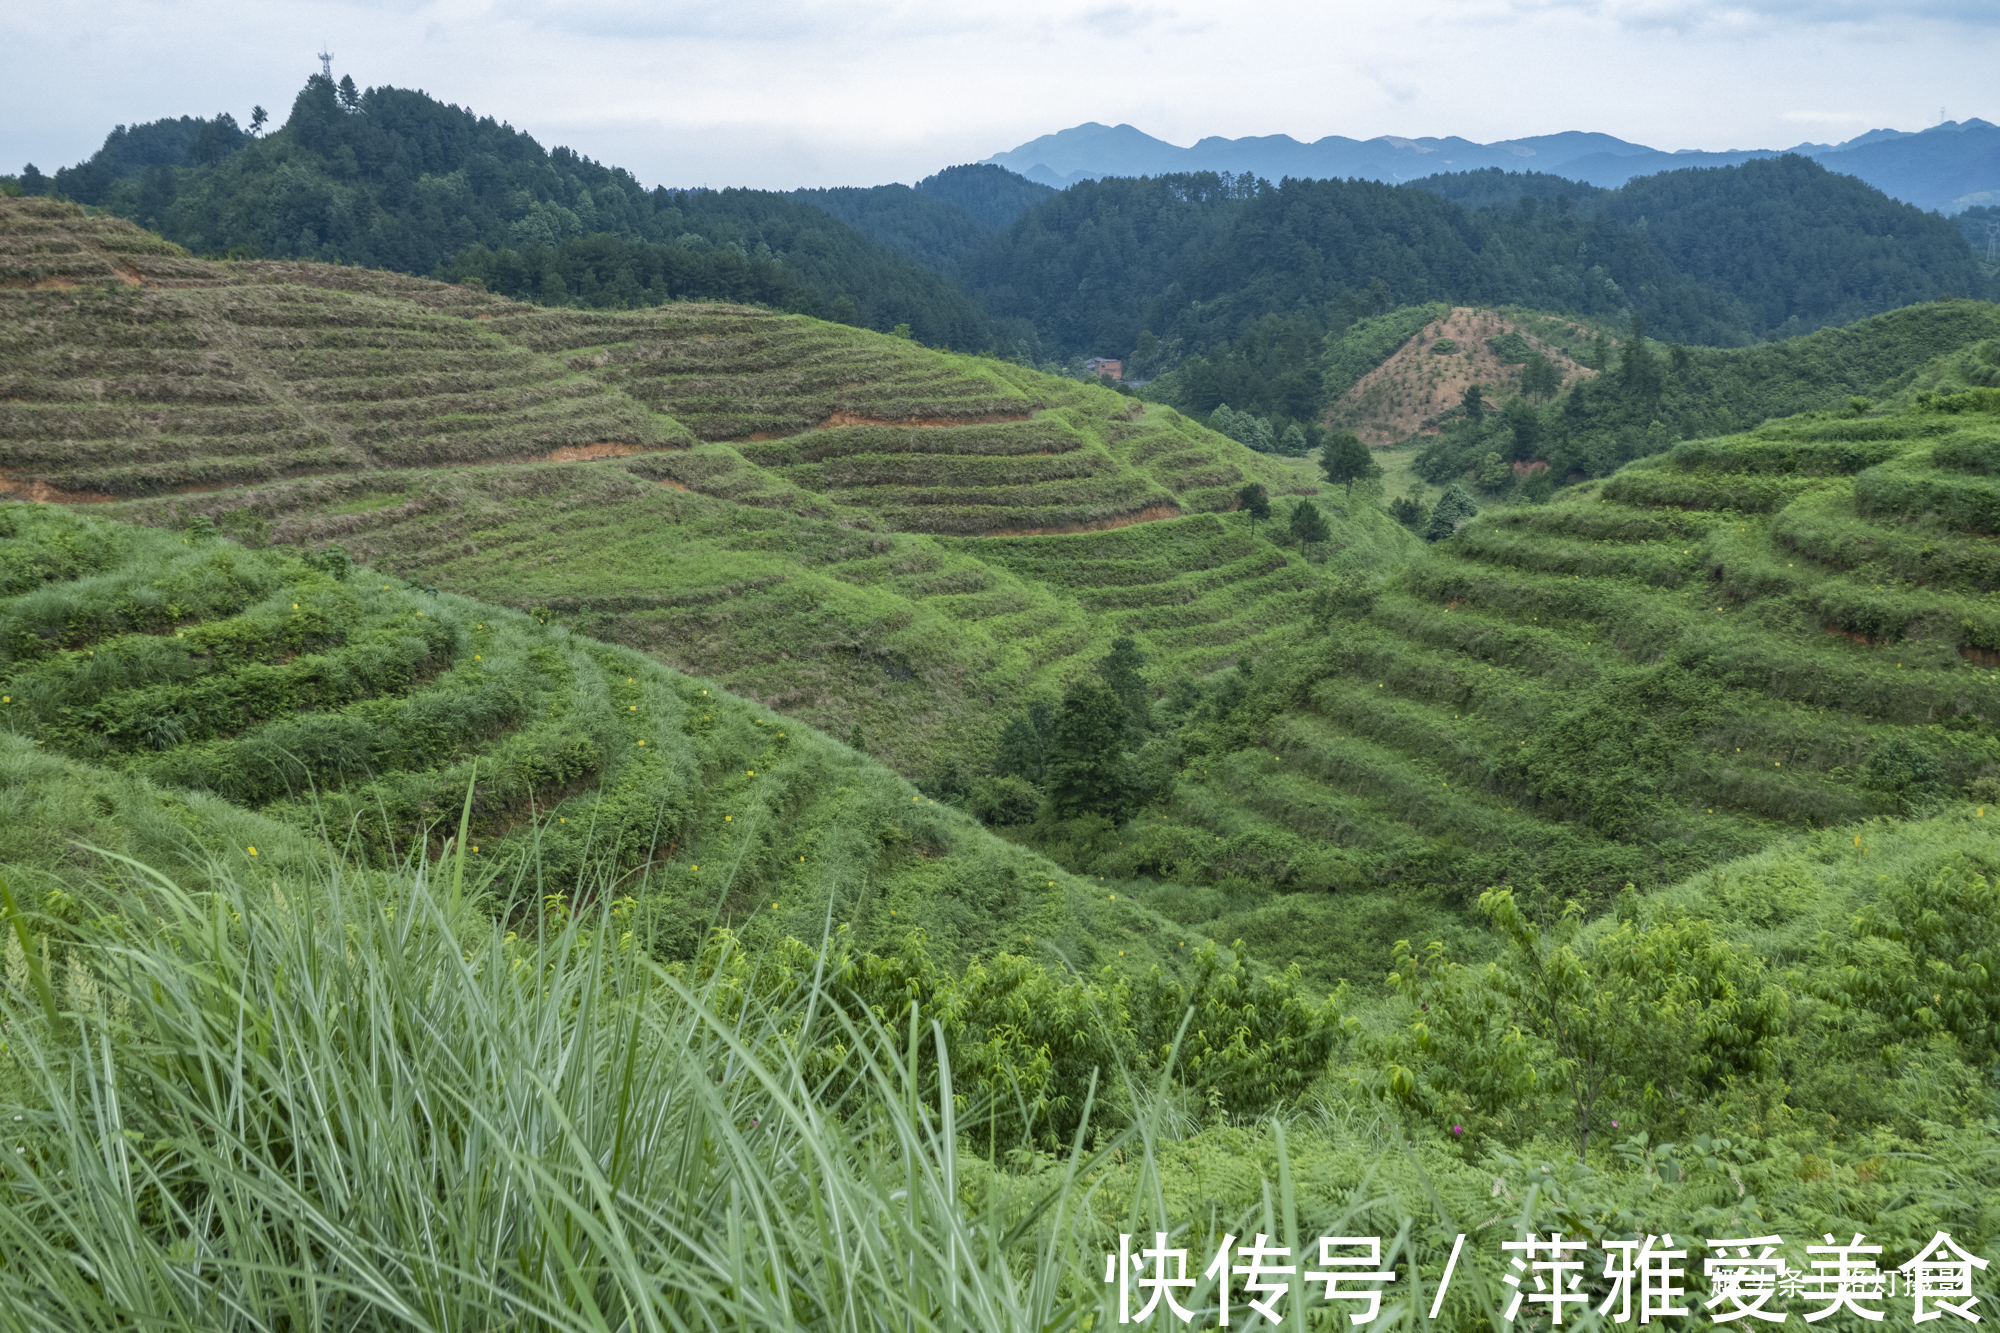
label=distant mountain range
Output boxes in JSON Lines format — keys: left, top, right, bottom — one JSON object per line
{"left": 984, "top": 120, "right": 2000, "bottom": 214}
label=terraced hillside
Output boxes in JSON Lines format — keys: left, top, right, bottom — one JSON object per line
{"left": 0, "top": 193, "right": 220, "bottom": 288}
{"left": 0, "top": 502, "right": 1199, "bottom": 975}
{"left": 0, "top": 198, "right": 1289, "bottom": 531}
{"left": 93, "top": 458, "right": 1411, "bottom": 789}
{"left": 1, "top": 197, "right": 1382, "bottom": 797}
{"left": 1100, "top": 389, "right": 2000, "bottom": 987}
{"left": 953, "top": 514, "right": 1347, "bottom": 681}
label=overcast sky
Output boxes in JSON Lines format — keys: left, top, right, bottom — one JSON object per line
{"left": 5, "top": 0, "right": 1998, "bottom": 190}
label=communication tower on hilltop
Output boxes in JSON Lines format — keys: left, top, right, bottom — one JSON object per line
{"left": 319, "top": 49, "right": 334, "bottom": 80}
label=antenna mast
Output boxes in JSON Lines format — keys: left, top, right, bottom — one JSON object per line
{"left": 318, "top": 48, "right": 334, "bottom": 80}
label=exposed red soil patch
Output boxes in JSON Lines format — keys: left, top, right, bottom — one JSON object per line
{"left": 1826, "top": 622, "right": 1889, "bottom": 648}
{"left": 543, "top": 441, "right": 646, "bottom": 463}
{"left": 0, "top": 475, "right": 121, "bottom": 504}
{"left": 1962, "top": 644, "right": 2000, "bottom": 667}
{"left": 974, "top": 503, "right": 1180, "bottom": 537}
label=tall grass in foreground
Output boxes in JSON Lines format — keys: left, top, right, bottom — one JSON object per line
{"left": 0, "top": 849, "right": 1496, "bottom": 1333}
{"left": 0, "top": 847, "right": 1076, "bottom": 1330}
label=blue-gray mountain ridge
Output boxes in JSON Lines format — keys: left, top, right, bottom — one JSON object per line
{"left": 985, "top": 120, "right": 2000, "bottom": 214}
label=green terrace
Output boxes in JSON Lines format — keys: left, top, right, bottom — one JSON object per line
{"left": 0, "top": 200, "right": 1363, "bottom": 787}
{"left": 0, "top": 502, "right": 1201, "bottom": 976}
{"left": 0, "top": 200, "right": 1295, "bottom": 537}
{"left": 1100, "top": 393, "right": 2000, "bottom": 988}
{"left": 97, "top": 460, "right": 1406, "bottom": 787}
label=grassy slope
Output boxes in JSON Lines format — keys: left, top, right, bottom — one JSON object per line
{"left": 10, "top": 208, "right": 2000, "bottom": 1314}
{"left": 1, "top": 197, "right": 1412, "bottom": 786}
{"left": 0, "top": 197, "right": 1292, "bottom": 523}
{"left": 0, "top": 503, "right": 1209, "bottom": 978}
{"left": 25, "top": 198, "right": 1999, "bottom": 992}
{"left": 8, "top": 716, "right": 1996, "bottom": 1332}
{"left": 1102, "top": 389, "right": 2000, "bottom": 990}
{"left": 97, "top": 463, "right": 1410, "bottom": 787}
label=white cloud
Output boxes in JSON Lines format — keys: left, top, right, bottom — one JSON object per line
{"left": 496, "top": 0, "right": 996, "bottom": 44}
{"left": 1070, "top": 4, "right": 1181, "bottom": 34}
{"left": 1, "top": 0, "right": 1995, "bottom": 188}
{"left": 1500, "top": 0, "right": 2000, "bottom": 32}
{"left": 1778, "top": 110, "right": 1874, "bottom": 126}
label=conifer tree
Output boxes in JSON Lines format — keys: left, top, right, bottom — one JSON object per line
{"left": 1046, "top": 679, "right": 1139, "bottom": 822}
{"left": 1237, "top": 483, "right": 1271, "bottom": 537}
{"left": 995, "top": 701, "right": 1055, "bottom": 784}
{"left": 1519, "top": 352, "right": 1561, "bottom": 400}
{"left": 1098, "top": 637, "right": 1151, "bottom": 739}
{"left": 1423, "top": 483, "right": 1478, "bottom": 542}
{"left": 1289, "top": 499, "right": 1331, "bottom": 546}
{"left": 1619, "top": 314, "right": 1662, "bottom": 407}
{"left": 1320, "top": 431, "right": 1379, "bottom": 499}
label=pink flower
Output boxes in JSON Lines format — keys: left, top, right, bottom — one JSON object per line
{"left": 1452, "top": 1124, "right": 1464, "bottom": 1135}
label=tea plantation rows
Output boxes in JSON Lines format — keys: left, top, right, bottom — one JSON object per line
{"left": 0, "top": 198, "right": 1295, "bottom": 537}
{"left": 0, "top": 502, "right": 1196, "bottom": 975}
{"left": 1103, "top": 390, "right": 2000, "bottom": 985}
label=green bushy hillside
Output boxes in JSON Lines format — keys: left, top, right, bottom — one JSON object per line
{"left": 1392, "top": 298, "right": 2000, "bottom": 488}
{"left": 6, "top": 705, "right": 1997, "bottom": 1330}
{"left": 103, "top": 462, "right": 1404, "bottom": 794}
{"left": 10, "top": 185, "right": 2000, "bottom": 1328}
{"left": 1158, "top": 294, "right": 2000, "bottom": 487}
{"left": 0, "top": 198, "right": 1289, "bottom": 516}
{"left": 967, "top": 157, "right": 1990, "bottom": 374}
{"left": 17, "top": 195, "right": 1999, "bottom": 996}
{"left": 1065, "top": 390, "right": 2000, "bottom": 988}
{"left": 788, "top": 166, "right": 1053, "bottom": 273}
{"left": 0, "top": 502, "right": 1205, "bottom": 975}
{"left": 33, "top": 76, "right": 992, "bottom": 348}
{"left": 1, "top": 195, "right": 1394, "bottom": 827}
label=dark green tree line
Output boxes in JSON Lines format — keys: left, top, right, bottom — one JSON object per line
{"left": 44, "top": 74, "right": 993, "bottom": 348}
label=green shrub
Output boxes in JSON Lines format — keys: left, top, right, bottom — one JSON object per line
{"left": 968, "top": 773, "right": 1041, "bottom": 824}
{"left": 1855, "top": 456, "right": 2000, "bottom": 534}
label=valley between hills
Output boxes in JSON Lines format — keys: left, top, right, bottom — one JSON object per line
{"left": 5, "top": 169, "right": 2000, "bottom": 1329}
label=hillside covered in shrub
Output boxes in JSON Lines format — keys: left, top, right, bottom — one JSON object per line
{"left": 1405, "top": 298, "right": 2000, "bottom": 485}
{"left": 24, "top": 76, "right": 994, "bottom": 348}
{"left": 0, "top": 197, "right": 1385, "bottom": 794}
{"left": 1018, "top": 385, "right": 2000, "bottom": 992}
{"left": 6, "top": 195, "right": 2000, "bottom": 1329}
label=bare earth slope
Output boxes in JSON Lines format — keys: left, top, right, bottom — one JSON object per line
{"left": 1332, "top": 306, "right": 1595, "bottom": 446}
